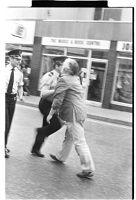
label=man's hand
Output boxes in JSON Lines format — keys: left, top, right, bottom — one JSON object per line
{"left": 46, "top": 114, "right": 53, "bottom": 124}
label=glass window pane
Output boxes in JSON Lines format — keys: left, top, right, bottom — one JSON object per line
{"left": 87, "top": 61, "right": 106, "bottom": 102}
{"left": 43, "top": 46, "right": 64, "bottom": 55}
{"left": 103, "top": 8, "right": 122, "bottom": 21}
{"left": 118, "top": 52, "right": 132, "bottom": 58}
{"left": 92, "top": 50, "right": 108, "bottom": 59}
{"left": 113, "top": 58, "right": 132, "bottom": 104}
{"left": 67, "top": 47, "right": 88, "bottom": 57}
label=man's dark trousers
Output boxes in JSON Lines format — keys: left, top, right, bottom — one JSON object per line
{"left": 31, "top": 98, "right": 61, "bottom": 152}
{"left": 5, "top": 94, "right": 17, "bottom": 147}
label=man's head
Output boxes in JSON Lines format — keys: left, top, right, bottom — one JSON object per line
{"left": 8, "top": 49, "right": 22, "bottom": 68}
{"left": 53, "top": 56, "right": 67, "bottom": 74}
{"left": 62, "top": 58, "right": 79, "bottom": 76}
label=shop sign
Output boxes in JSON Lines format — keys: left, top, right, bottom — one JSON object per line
{"left": 11, "top": 23, "right": 26, "bottom": 38}
{"left": 6, "top": 21, "right": 35, "bottom": 44}
{"left": 42, "top": 37, "right": 110, "bottom": 50}
{"left": 117, "top": 41, "right": 132, "bottom": 52}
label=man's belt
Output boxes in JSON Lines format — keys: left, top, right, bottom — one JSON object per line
{"left": 5, "top": 93, "right": 17, "bottom": 100}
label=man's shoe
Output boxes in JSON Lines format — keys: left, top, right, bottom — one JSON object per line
{"left": 5, "top": 147, "right": 10, "bottom": 153}
{"left": 76, "top": 171, "right": 94, "bottom": 179}
{"left": 5, "top": 147, "right": 10, "bottom": 158}
{"left": 31, "top": 150, "right": 44, "bottom": 158}
{"left": 5, "top": 152, "right": 10, "bottom": 158}
{"left": 50, "top": 154, "right": 63, "bottom": 163}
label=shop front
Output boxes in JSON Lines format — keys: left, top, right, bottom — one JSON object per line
{"left": 110, "top": 41, "right": 132, "bottom": 112}
{"left": 5, "top": 20, "right": 132, "bottom": 112}
{"left": 39, "top": 37, "right": 110, "bottom": 107}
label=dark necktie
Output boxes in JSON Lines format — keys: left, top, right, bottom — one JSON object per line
{"left": 7, "top": 68, "right": 14, "bottom": 94}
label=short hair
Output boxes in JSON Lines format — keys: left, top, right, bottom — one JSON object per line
{"left": 64, "top": 58, "right": 79, "bottom": 76}
{"left": 53, "top": 56, "right": 67, "bottom": 68}
{"left": 53, "top": 56, "right": 67, "bottom": 63}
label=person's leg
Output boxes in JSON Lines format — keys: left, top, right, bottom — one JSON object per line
{"left": 31, "top": 99, "right": 51, "bottom": 153}
{"left": 5, "top": 99, "right": 16, "bottom": 147}
{"left": 42, "top": 115, "right": 49, "bottom": 127}
{"left": 5, "top": 98, "right": 16, "bottom": 158}
{"left": 8, "top": 100, "right": 16, "bottom": 128}
{"left": 5, "top": 103, "right": 10, "bottom": 148}
{"left": 31, "top": 128, "right": 47, "bottom": 152}
{"left": 31, "top": 114, "right": 61, "bottom": 154}
{"left": 72, "top": 122, "right": 95, "bottom": 173}
{"left": 50, "top": 123, "right": 73, "bottom": 162}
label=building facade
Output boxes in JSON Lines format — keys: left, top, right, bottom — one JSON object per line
{"left": 6, "top": 7, "right": 133, "bottom": 112}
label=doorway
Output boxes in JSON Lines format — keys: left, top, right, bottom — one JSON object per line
{"left": 86, "top": 59, "right": 108, "bottom": 106}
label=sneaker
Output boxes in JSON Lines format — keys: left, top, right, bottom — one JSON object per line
{"left": 76, "top": 171, "right": 94, "bottom": 179}
{"left": 31, "top": 150, "right": 44, "bottom": 158}
{"left": 50, "top": 154, "right": 63, "bottom": 163}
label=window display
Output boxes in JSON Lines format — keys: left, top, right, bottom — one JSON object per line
{"left": 87, "top": 61, "right": 107, "bottom": 102}
{"left": 113, "top": 58, "right": 132, "bottom": 104}
{"left": 67, "top": 48, "right": 88, "bottom": 57}
{"left": 43, "top": 46, "right": 64, "bottom": 55}
{"left": 92, "top": 50, "right": 108, "bottom": 59}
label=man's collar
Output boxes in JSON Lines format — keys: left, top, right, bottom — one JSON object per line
{"left": 53, "top": 69, "right": 60, "bottom": 76}
{"left": 7, "top": 64, "right": 16, "bottom": 70}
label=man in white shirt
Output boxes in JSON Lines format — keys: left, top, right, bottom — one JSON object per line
{"left": 5, "top": 49, "right": 24, "bottom": 158}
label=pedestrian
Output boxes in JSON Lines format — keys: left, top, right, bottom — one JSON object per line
{"left": 46, "top": 58, "right": 95, "bottom": 179}
{"left": 21, "top": 64, "right": 30, "bottom": 96}
{"left": 5, "top": 49, "right": 24, "bottom": 158}
{"left": 17, "top": 64, "right": 24, "bottom": 101}
{"left": 31, "top": 56, "right": 66, "bottom": 157}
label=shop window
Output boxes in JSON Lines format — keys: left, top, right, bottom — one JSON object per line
{"left": 87, "top": 61, "right": 107, "bottom": 102}
{"left": 21, "top": 54, "right": 32, "bottom": 74}
{"left": 22, "top": 55, "right": 31, "bottom": 67}
{"left": 40, "top": 56, "right": 54, "bottom": 77}
{"left": 67, "top": 48, "right": 88, "bottom": 57}
{"left": 43, "top": 46, "right": 64, "bottom": 55}
{"left": 94, "top": 8, "right": 102, "bottom": 20}
{"left": 92, "top": 50, "right": 108, "bottom": 59}
{"left": 118, "top": 52, "right": 132, "bottom": 58}
{"left": 113, "top": 58, "right": 132, "bottom": 104}
{"left": 102, "top": 8, "right": 122, "bottom": 21}
{"left": 77, "top": 59, "right": 88, "bottom": 87}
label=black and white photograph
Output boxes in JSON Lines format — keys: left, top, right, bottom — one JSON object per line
{"left": 2, "top": 1, "right": 133, "bottom": 199}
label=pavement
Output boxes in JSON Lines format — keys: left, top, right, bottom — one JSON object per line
{"left": 17, "top": 95, "right": 132, "bottom": 127}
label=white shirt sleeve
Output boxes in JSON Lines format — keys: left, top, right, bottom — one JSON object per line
{"left": 40, "top": 73, "right": 51, "bottom": 88}
{"left": 40, "top": 73, "right": 54, "bottom": 96}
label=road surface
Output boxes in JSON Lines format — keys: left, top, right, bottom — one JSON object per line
{"left": 6, "top": 104, "right": 132, "bottom": 199}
